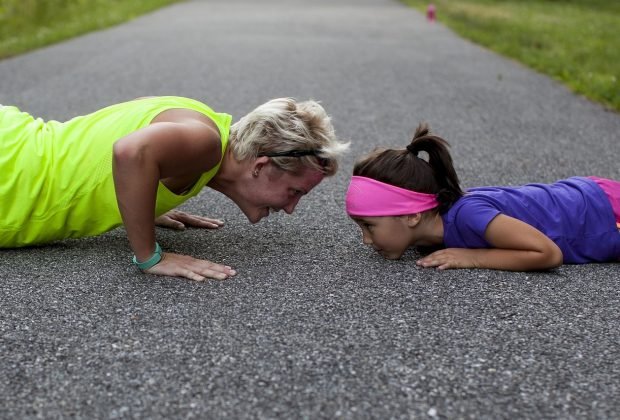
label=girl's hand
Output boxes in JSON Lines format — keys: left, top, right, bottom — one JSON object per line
{"left": 144, "top": 252, "right": 236, "bottom": 281}
{"left": 155, "top": 210, "right": 224, "bottom": 230}
{"left": 417, "top": 248, "right": 481, "bottom": 270}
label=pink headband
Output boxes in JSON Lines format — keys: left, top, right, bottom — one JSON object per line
{"left": 345, "top": 176, "right": 439, "bottom": 217}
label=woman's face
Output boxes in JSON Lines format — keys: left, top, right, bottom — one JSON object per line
{"left": 240, "top": 162, "right": 325, "bottom": 223}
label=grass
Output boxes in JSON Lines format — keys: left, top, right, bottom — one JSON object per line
{"left": 0, "top": 0, "right": 182, "bottom": 60}
{"left": 401, "top": 0, "right": 620, "bottom": 112}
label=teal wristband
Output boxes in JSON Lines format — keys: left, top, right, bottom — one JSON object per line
{"left": 132, "top": 242, "right": 163, "bottom": 270}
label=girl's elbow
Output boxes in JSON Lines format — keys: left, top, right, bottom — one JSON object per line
{"left": 543, "top": 243, "right": 563, "bottom": 269}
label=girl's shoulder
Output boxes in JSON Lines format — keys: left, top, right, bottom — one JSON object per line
{"left": 443, "top": 192, "right": 502, "bottom": 228}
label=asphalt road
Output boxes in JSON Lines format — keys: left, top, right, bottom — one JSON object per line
{"left": 1, "top": 0, "right": 619, "bottom": 418}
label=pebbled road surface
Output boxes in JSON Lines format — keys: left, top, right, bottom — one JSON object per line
{"left": 1, "top": 0, "right": 619, "bottom": 418}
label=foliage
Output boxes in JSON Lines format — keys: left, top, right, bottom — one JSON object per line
{"left": 0, "top": 0, "right": 181, "bottom": 59}
{"left": 402, "top": 0, "right": 620, "bottom": 112}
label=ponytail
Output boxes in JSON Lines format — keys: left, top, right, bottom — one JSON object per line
{"left": 407, "top": 123, "right": 464, "bottom": 212}
{"left": 353, "top": 123, "right": 463, "bottom": 213}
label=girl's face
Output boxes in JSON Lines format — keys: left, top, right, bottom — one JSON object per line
{"left": 352, "top": 216, "right": 414, "bottom": 260}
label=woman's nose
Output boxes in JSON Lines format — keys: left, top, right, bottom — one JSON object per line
{"left": 283, "top": 196, "right": 301, "bottom": 214}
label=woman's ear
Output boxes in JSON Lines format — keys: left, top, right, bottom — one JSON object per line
{"left": 251, "top": 156, "right": 270, "bottom": 177}
{"left": 406, "top": 213, "right": 423, "bottom": 228}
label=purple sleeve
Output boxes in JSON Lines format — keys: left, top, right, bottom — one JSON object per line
{"left": 449, "top": 198, "right": 502, "bottom": 248}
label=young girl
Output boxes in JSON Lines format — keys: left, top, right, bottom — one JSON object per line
{"left": 346, "top": 124, "right": 620, "bottom": 271}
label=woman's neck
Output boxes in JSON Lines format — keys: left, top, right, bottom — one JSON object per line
{"left": 207, "top": 149, "right": 245, "bottom": 199}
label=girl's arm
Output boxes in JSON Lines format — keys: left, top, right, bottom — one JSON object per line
{"left": 112, "top": 120, "right": 235, "bottom": 281}
{"left": 417, "top": 214, "right": 563, "bottom": 271}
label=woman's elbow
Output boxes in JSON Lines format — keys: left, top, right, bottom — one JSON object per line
{"left": 112, "top": 140, "right": 149, "bottom": 171}
{"left": 113, "top": 139, "right": 137, "bottom": 163}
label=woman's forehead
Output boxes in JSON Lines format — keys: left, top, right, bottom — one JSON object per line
{"left": 293, "top": 167, "right": 325, "bottom": 187}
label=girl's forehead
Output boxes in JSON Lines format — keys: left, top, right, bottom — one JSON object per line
{"left": 352, "top": 216, "right": 382, "bottom": 223}
{"left": 352, "top": 216, "right": 405, "bottom": 226}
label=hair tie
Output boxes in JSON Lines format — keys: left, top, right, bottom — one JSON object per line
{"left": 406, "top": 144, "right": 417, "bottom": 155}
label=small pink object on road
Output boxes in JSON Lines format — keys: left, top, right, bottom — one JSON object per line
{"left": 427, "top": 3, "right": 436, "bottom": 22}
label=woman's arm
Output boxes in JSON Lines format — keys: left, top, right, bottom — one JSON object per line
{"left": 417, "top": 214, "right": 564, "bottom": 271}
{"left": 112, "top": 120, "right": 235, "bottom": 280}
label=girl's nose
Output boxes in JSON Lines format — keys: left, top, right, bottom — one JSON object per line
{"left": 362, "top": 231, "right": 373, "bottom": 245}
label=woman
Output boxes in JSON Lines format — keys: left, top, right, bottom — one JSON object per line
{"left": 0, "top": 96, "right": 348, "bottom": 281}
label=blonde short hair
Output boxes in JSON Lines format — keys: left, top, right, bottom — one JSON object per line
{"left": 229, "top": 98, "right": 349, "bottom": 176}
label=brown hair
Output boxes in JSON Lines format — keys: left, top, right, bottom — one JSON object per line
{"left": 353, "top": 123, "right": 464, "bottom": 213}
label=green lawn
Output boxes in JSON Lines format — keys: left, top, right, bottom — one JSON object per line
{"left": 0, "top": 0, "right": 181, "bottom": 60}
{"left": 402, "top": 0, "right": 620, "bottom": 112}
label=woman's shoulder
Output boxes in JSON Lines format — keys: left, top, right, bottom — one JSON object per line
{"left": 149, "top": 96, "right": 231, "bottom": 125}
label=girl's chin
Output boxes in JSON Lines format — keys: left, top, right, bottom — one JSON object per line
{"left": 378, "top": 250, "right": 402, "bottom": 260}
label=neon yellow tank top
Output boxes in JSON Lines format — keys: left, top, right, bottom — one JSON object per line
{"left": 0, "top": 96, "right": 231, "bottom": 247}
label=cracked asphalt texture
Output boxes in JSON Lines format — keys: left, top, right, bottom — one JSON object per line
{"left": 1, "top": 0, "right": 619, "bottom": 418}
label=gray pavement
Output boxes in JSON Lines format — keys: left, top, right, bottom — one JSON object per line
{"left": 1, "top": 0, "right": 619, "bottom": 418}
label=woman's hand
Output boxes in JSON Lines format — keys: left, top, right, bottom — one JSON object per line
{"left": 155, "top": 210, "right": 224, "bottom": 230}
{"left": 144, "top": 252, "right": 236, "bottom": 281}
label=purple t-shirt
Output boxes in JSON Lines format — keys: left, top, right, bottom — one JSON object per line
{"left": 441, "top": 177, "right": 620, "bottom": 263}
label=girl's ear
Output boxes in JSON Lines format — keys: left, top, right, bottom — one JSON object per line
{"left": 406, "top": 213, "right": 422, "bottom": 228}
